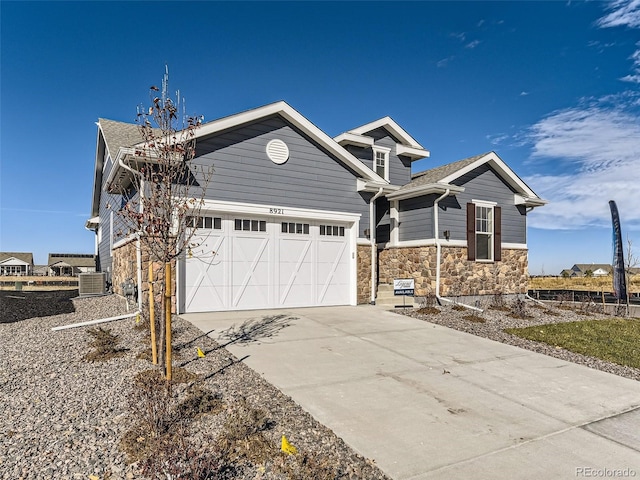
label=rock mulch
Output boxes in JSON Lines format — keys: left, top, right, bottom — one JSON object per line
{"left": 403, "top": 298, "right": 640, "bottom": 382}
{"left": 0, "top": 291, "right": 389, "bottom": 480}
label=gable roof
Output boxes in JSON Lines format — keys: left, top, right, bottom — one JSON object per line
{"left": 571, "top": 264, "right": 612, "bottom": 274}
{"left": 90, "top": 119, "right": 142, "bottom": 218}
{"left": 99, "top": 101, "right": 389, "bottom": 199}
{"left": 334, "top": 116, "right": 430, "bottom": 161}
{"left": 0, "top": 252, "right": 34, "bottom": 265}
{"left": 387, "top": 151, "right": 547, "bottom": 206}
{"left": 48, "top": 253, "right": 96, "bottom": 268}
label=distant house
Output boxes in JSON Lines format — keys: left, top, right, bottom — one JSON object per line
{"left": 0, "top": 252, "right": 34, "bottom": 276}
{"left": 560, "top": 269, "right": 576, "bottom": 278}
{"left": 569, "top": 264, "right": 612, "bottom": 277}
{"left": 48, "top": 253, "right": 97, "bottom": 276}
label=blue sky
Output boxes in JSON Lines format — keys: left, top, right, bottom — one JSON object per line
{"left": 1, "top": 1, "right": 639, "bottom": 275}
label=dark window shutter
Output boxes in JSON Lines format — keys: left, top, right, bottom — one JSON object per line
{"left": 466, "top": 203, "right": 476, "bottom": 261}
{"left": 494, "top": 206, "right": 502, "bottom": 262}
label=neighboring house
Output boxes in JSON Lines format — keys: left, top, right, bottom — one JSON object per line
{"left": 48, "top": 253, "right": 97, "bottom": 276}
{"left": 569, "top": 264, "right": 613, "bottom": 277}
{"left": 560, "top": 269, "right": 576, "bottom": 278}
{"left": 0, "top": 252, "right": 34, "bottom": 276}
{"left": 86, "top": 101, "right": 546, "bottom": 313}
{"left": 32, "top": 265, "right": 49, "bottom": 276}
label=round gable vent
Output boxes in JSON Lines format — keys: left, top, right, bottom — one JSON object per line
{"left": 266, "top": 139, "right": 289, "bottom": 164}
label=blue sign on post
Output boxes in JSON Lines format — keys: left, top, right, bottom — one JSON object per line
{"left": 394, "top": 278, "right": 415, "bottom": 296}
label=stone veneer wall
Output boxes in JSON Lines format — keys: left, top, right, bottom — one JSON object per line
{"left": 378, "top": 245, "right": 528, "bottom": 297}
{"left": 357, "top": 245, "right": 372, "bottom": 304}
{"left": 111, "top": 239, "right": 176, "bottom": 313}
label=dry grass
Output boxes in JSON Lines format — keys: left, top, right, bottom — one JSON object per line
{"left": 530, "top": 275, "right": 640, "bottom": 293}
{"left": 83, "top": 327, "right": 128, "bottom": 362}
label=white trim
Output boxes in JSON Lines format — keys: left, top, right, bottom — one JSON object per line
{"left": 390, "top": 200, "right": 399, "bottom": 246}
{"left": 112, "top": 233, "right": 138, "bottom": 251}
{"left": 382, "top": 238, "right": 527, "bottom": 250}
{"left": 346, "top": 116, "right": 424, "bottom": 149}
{"left": 357, "top": 238, "right": 373, "bottom": 246}
{"left": 198, "top": 199, "right": 361, "bottom": 223}
{"left": 395, "top": 144, "right": 430, "bottom": 160}
{"left": 440, "top": 152, "right": 540, "bottom": 200}
{"left": 181, "top": 101, "right": 386, "bottom": 184}
{"left": 356, "top": 179, "right": 398, "bottom": 193}
{"left": 109, "top": 211, "right": 114, "bottom": 253}
{"left": 333, "top": 132, "right": 374, "bottom": 148}
{"left": 472, "top": 199, "right": 497, "bottom": 207}
{"left": 372, "top": 146, "right": 391, "bottom": 181}
{"left": 386, "top": 183, "right": 464, "bottom": 201}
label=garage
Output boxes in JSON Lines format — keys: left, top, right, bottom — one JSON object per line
{"left": 182, "top": 211, "right": 355, "bottom": 313}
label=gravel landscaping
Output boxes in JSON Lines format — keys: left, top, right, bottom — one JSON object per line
{"left": 403, "top": 298, "right": 640, "bottom": 382}
{"left": 0, "top": 291, "right": 388, "bottom": 480}
{"left": 2, "top": 291, "right": 638, "bottom": 480}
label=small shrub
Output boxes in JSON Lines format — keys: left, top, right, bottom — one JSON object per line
{"left": 463, "top": 314, "right": 485, "bottom": 323}
{"left": 452, "top": 304, "right": 466, "bottom": 311}
{"left": 416, "top": 306, "right": 440, "bottom": 315}
{"left": 217, "top": 399, "right": 277, "bottom": 465}
{"left": 509, "top": 298, "right": 530, "bottom": 319}
{"left": 489, "top": 292, "right": 509, "bottom": 311}
{"left": 83, "top": 327, "right": 128, "bottom": 362}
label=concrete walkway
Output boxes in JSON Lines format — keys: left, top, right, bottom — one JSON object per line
{"left": 182, "top": 306, "right": 640, "bottom": 480}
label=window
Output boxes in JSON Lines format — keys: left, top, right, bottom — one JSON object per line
{"left": 475, "top": 205, "right": 493, "bottom": 260}
{"left": 372, "top": 147, "right": 390, "bottom": 181}
{"left": 186, "top": 216, "right": 222, "bottom": 230}
{"left": 320, "top": 225, "right": 345, "bottom": 237}
{"left": 234, "top": 218, "right": 266, "bottom": 232}
{"left": 281, "top": 222, "right": 309, "bottom": 234}
{"left": 466, "top": 202, "right": 501, "bottom": 262}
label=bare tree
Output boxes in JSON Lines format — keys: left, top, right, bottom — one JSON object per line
{"left": 116, "top": 67, "right": 214, "bottom": 378}
{"left": 625, "top": 235, "right": 639, "bottom": 308}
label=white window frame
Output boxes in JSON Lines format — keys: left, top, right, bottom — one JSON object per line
{"left": 474, "top": 200, "right": 496, "bottom": 262}
{"left": 372, "top": 146, "right": 391, "bottom": 181}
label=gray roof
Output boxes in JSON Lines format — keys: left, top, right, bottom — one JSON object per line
{"left": 0, "top": 252, "right": 34, "bottom": 265}
{"left": 98, "top": 118, "right": 142, "bottom": 160}
{"left": 402, "top": 152, "right": 490, "bottom": 191}
{"left": 48, "top": 254, "right": 96, "bottom": 268}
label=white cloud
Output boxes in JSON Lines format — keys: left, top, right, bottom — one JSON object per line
{"left": 466, "top": 40, "right": 481, "bottom": 49}
{"left": 598, "top": 2, "right": 640, "bottom": 82}
{"left": 524, "top": 95, "right": 640, "bottom": 231}
{"left": 597, "top": 0, "right": 640, "bottom": 28}
{"left": 520, "top": 91, "right": 529, "bottom": 96}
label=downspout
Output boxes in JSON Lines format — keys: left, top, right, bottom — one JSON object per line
{"left": 119, "top": 155, "right": 144, "bottom": 309}
{"left": 434, "top": 188, "right": 482, "bottom": 312}
{"left": 370, "top": 188, "right": 385, "bottom": 304}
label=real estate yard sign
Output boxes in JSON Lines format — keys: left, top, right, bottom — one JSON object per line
{"left": 394, "top": 278, "right": 415, "bottom": 296}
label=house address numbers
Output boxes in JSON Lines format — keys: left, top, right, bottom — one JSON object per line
{"left": 269, "top": 208, "right": 285, "bottom": 215}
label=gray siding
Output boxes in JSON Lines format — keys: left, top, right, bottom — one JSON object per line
{"left": 399, "top": 195, "right": 436, "bottom": 241}
{"left": 397, "top": 164, "right": 527, "bottom": 244}
{"left": 97, "top": 154, "right": 133, "bottom": 277}
{"left": 442, "top": 164, "right": 526, "bottom": 244}
{"left": 192, "top": 115, "right": 371, "bottom": 236}
{"left": 367, "top": 127, "right": 412, "bottom": 186}
{"left": 344, "top": 128, "right": 412, "bottom": 187}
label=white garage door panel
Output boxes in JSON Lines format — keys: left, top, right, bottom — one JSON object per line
{"left": 183, "top": 216, "right": 353, "bottom": 312}
{"left": 232, "top": 236, "right": 271, "bottom": 309}
{"left": 316, "top": 240, "right": 349, "bottom": 305}
{"left": 185, "top": 233, "right": 228, "bottom": 312}
{"left": 278, "top": 237, "right": 314, "bottom": 307}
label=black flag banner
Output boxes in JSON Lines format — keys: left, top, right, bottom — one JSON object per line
{"left": 609, "top": 200, "right": 627, "bottom": 301}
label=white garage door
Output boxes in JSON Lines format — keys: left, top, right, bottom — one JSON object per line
{"left": 183, "top": 215, "right": 352, "bottom": 312}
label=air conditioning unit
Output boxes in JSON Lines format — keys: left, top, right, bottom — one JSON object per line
{"left": 78, "top": 272, "right": 106, "bottom": 296}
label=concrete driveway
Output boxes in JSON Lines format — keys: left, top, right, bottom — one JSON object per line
{"left": 182, "top": 306, "right": 640, "bottom": 480}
